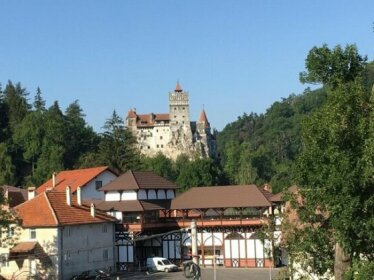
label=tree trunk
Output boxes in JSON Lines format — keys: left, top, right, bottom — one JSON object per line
{"left": 334, "top": 242, "right": 351, "bottom": 280}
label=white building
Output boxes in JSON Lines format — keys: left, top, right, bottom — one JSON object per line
{"left": 0, "top": 187, "right": 117, "bottom": 280}
{"left": 126, "top": 83, "right": 217, "bottom": 160}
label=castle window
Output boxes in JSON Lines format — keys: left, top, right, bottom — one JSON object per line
{"left": 157, "top": 145, "right": 159, "bottom": 148}
{"left": 156, "top": 129, "right": 158, "bottom": 132}
{"left": 148, "top": 146, "right": 150, "bottom": 149}
{"left": 174, "top": 107, "right": 176, "bottom": 111}
{"left": 161, "top": 145, "right": 164, "bottom": 148}
{"left": 160, "top": 136, "right": 163, "bottom": 140}
{"left": 183, "top": 107, "right": 185, "bottom": 110}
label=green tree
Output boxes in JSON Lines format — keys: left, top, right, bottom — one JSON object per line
{"left": 141, "top": 152, "right": 175, "bottom": 180}
{"left": 3, "top": 81, "right": 30, "bottom": 133}
{"left": 98, "top": 110, "right": 140, "bottom": 173}
{"left": 176, "top": 158, "right": 222, "bottom": 191}
{"left": 64, "top": 100, "right": 99, "bottom": 168}
{"left": 294, "top": 44, "right": 372, "bottom": 280}
{"left": 0, "top": 143, "right": 16, "bottom": 185}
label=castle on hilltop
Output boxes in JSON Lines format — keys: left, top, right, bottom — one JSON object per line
{"left": 125, "top": 83, "right": 217, "bottom": 160}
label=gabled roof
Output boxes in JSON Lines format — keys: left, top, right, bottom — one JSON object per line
{"left": 37, "top": 166, "right": 116, "bottom": 194}
{"left": 127, "top": 109, "right": 137, "bottom": 118}
{"left": 14, "top": 191, "right": 116, "bottom": 228}
{"left": 136, "top": 113, "right": 170, "bottom": 127}
{"left": 171, "top": 185, "right": 271, "bottom": 210}
{"left": 100, "top": 170, "right": 177, "bottom": 191}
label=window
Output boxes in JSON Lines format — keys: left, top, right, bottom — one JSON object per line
{"left": 160, "top": 136, "right": 163, "bottom": 140}
{"left": 102, "top": 224, "right": 108, "bottom": 233}
{"left": 156, "top": 145, "right": 159, "bottom": 148}
{"left": 148, "top": 146, "right": 150, "bottom": 149}
{"left": 103, "top": 249, "right": 108, "bottom": 261}
{"left": 29, "top": 228, "right": 36, "bottom": 240}
{"left": 95, "top": 180, "right": 103, "bottom": 190}
{"left": 161, "top": 145, "right": 164, "bottom": 148}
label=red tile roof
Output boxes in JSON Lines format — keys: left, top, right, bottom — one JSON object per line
{"left": 136, "top": 113, "right": 170, "bottom": 127}
{"left": 198, "top": 109, "right": 209, "bottom": 126}
{"left": 37, "top": 166, "right": 115, "bottom": 194}
{"left": 100, "top": 170, "right": 177, "bottom": 191}
{"left": 171, "top": 185, "right": 271, "bottom": 210}
{"left": 175, "top": 82, "right": 183, "bottom": 92}
{"left": 127, "top": 109, "right": 137, "bottom": 118}
{"left": 14, "top": 191, "right": 116, "bottom": 227}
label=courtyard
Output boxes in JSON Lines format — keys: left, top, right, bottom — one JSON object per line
{"left": 112, "top": 267, "right": 284, "bottom": 280}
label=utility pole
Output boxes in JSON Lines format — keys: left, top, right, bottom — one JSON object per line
{"left": 191, "top": 219, "right": 198, "bottom": 265}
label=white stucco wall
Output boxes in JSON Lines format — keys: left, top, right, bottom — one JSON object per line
{"left": 81, "top": 170, "right": 117, "bottom": 200}
{"left": 0, "top": 226, "right": 60, "bottom": 279}
{"left": 105, "top": 191, "right": 121, "bottom": 201}
{"left": 138, "top": 190, "right": 147, "bottom": 200}
{"left": 121, "top": 191, "right": 137, "bottom": 201}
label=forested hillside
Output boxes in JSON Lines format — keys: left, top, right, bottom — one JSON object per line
{"left": 1, "top": 61, "right": 373, "bottom": 191}
{"left": 217, "top": 60, "right": 374, "bottom": 193}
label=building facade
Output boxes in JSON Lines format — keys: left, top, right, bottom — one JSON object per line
{"left": 126, "top": 83, "right": 217, "bottom": 160}
{"left": 0, "top": 188, "right": 116, "bottom": 280}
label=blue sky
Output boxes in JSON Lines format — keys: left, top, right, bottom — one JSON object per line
{"left": 1, "top": 1, "right": 374, "bottom": 132}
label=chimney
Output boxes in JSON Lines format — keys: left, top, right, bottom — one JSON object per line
{"left": 52, "top": 172, "right": 57, "bottom": 188}
{"left": 90, "top": 203, "right": 95, "bottom": 217}
{"left": 77, "top": 186, "right": 82, "bottom": 206}
{"left": 28, "top": 187, "right": 36, "bottom": 200}
{"left": 66, "top": 186, "right": 71, "bottom": 206}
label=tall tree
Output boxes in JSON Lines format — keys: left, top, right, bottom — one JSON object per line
{"left": 64, "top": 100, "right": 99, "bottom": 168}
{"left": 141, "top": 152, "right": 175, "bottom": 180}
{"left": 98, "top": 110, "right": 140, "bottom": 173}
{"left": 294, "top": 44, "right": 372, "bottom": 279}
{"left": 3, "top": 81, "right": 30, "bottom": 133}
{"left": 0, "top": 143, "right": 16, "bottom": 185}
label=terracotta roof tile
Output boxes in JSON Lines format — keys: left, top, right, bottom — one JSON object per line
{"left": 37, "top": 166, "right": 115, "bottom": 194}
{"left": 14, "top": 191, "right": 116, "bottom": 227}
{"left": 1, "top": 185, "right": 28, "bottom": 207}
{"left": 171, "top": 185, "right": 271, "bottom": 210}
{"left": 100, "top": 171, "right": 177, "bottom": 191}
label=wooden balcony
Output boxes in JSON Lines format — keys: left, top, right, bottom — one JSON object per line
{"left": 117, "top": 216, "right": 266, "bottom": 233}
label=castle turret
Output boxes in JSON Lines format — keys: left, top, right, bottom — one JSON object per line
{"left": 169, "top": 82, "right": 190, "bottom": 127}
{"left": 197, "top": 109, "right": 210, "bottom": 135}
{"left": 126, "top": 108, "right": 138, "bottom": 132}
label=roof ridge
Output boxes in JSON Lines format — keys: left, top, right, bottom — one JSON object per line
{"left": 45, "top": 192, "right": 59, "bottom": 225}
{"left": 130, "top": 170, "right": 140, "bottom": 190}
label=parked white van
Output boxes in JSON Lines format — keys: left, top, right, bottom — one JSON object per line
{"left": 146, "top": 257, "right": 178, "bottom": 272}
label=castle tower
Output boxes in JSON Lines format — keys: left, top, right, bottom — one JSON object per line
{"left": 169, "top": 82, "right": 190, "bottom": 127}
{"left": 197, "top": 108, "right": 210, "bottom": 135}
{"left": 126, "top": 108, "right": 138, "bottom": 133}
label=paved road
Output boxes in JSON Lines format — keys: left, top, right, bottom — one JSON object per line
{"left": 112, "top": 267, "right": 283, "bottom": 280}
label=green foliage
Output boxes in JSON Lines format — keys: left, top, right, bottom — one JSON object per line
{"left": 0, "top": 143, "right": 16, "bottom": 185}
{"left": 140, "top": 152, "right": 175, "bottom": 180}
{"left": 344, "top": 260, "right": 374, "bottom": 280}
{"left": 176, "top": 158, "right": 223, "bottom": 191}
{"left": 98, "top": 110, "right": 140, "bottom": 173}
{"left": 294, "top": 44, "right": 373, "bottom": 278}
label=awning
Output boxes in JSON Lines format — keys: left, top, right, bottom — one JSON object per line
{"left": 9, "top": 241, "right": 38, "bottom": 260}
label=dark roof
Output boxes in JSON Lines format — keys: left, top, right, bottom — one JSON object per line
{"left": 171, "top": 185, "right": 271, "bottom": 210}
{"left": 92, "top": 199, "right": 171, "bottom": 212}
{"left": 1, "top": 185, "right": 28, "bottom": 207}
{"left": 14, "top": 191, "right": 117, "bottom": 227}
{"left": 100, "top": 171, "right": 177, "bottom": 191}
{"left": 93, "top": 200, "right": 144, "bottom": 212}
